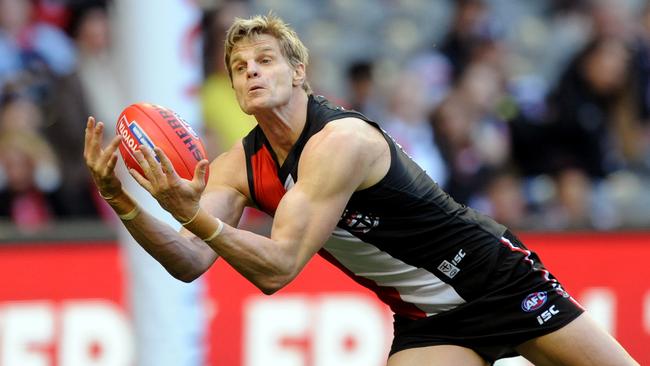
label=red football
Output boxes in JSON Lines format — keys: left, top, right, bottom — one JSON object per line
{"left": 116, "top": 103, "right": 209, "bottom": 183}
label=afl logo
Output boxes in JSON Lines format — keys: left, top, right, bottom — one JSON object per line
{"left": 521, "top": 291, "right": 547, "bottom": 312}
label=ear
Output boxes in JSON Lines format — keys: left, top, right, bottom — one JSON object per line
{"left": 292, "top": 63, "right": 306, "bottom": 88}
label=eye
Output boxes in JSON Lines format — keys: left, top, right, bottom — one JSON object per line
{"left": 261, "top": 57, "right": 272, "bottom": 64}
{"left": 235, "top": 64, "right": 245, "bottom": 73}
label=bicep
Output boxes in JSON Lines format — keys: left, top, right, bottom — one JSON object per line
{"left": 269, "top": 130, "right": 372, "bottom": 272}
{"left": 270, "top": 182, "right": 350, "bottom": 270}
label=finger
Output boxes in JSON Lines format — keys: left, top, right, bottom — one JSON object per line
{"left": 84, "top": 116, "right": 99, "bottom": 161}
{"left": 141, "top": 145, "right": 162, "bottom": 170}
{"left": 94, "top": 121, "right": 105, "bottom": 141}
{"left": 102, "top": 153, "right": 119, "bottom": 177}
{"left": 97, "top": 135, "right": 122, "bottom": 168}
{"left": 132, "top": 149, "right": 156, "bottom": 185}
{"left": 128, "top": 168, "right": 154, "bottom": 192}
{"left": 132, "top": 149, "right": 150, "bottom": 173}
{"left": 84, "top": 116, "right": 95, "bottom": 148}
{"left": 87, "top": 120, "right": 106, "bottom": 162}
{"left": 134, "top": 148, "right": 161, "bottom": 187}
{"left": 154, "top": 147, "right": 178, "bottom": 178}
{"left": 192, "top": 159, "right": 210, "bottom": 188}
{"left": 140, "top": 145, "right": 164, "bottom": 183}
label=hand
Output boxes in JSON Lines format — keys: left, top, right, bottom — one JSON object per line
{"left": 129, "top": 144, "right": 209, "bottom": 222}
{"left": 84, "top": 116, "right": 123, "bottom": 199}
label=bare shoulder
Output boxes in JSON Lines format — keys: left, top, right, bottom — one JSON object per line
{"left": 302, "top": 117, "right": 390, "bottom": 191}
{"left": 204, "top": 140, "right": 251, "bottom": 200}
{"left": 308, "top": 117, "right": 385, "bottom": 154}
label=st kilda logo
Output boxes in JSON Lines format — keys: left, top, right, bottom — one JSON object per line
{"left": 521, "top": 291, "right": 547, "bottom": 312}
{"left": 339, "top": 209, "right": 379, "bottom": 234}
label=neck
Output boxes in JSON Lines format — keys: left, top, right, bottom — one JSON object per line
{"left": 254, "top": 91, "right": 309, "bottom": 164}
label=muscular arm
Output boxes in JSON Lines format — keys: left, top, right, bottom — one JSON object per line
{"left": 84, "top": 116, "right": 250, "bottom": 282}
{"left": 122, "top": 146, "right": 250, "bottom": 282}
{"left": 118, "top": 206, "right": 216, "bottom": 282}
{"left": 187, "top": 118, "right": 388, "bottom": 293}
{"left": 119, "top": 186, "right": 247, "bottom": 282}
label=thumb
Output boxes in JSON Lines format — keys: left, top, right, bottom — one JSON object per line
{"left": 193, "top": 159, "right": 210, "bottom": 187}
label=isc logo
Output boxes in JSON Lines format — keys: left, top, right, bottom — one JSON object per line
{"left": 537, "top": 305, "right": 560, "bottom": 325}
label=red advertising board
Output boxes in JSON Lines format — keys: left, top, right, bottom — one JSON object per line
{"left": 0, "top": 243, "right": 133, "bottom": 366}
{"left": 0, "top": 232, "right": 648, "bottom": 365}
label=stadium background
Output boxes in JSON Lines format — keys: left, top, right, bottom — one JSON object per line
{"left": 1, "top": 0, "right": 649, "bottom": 365}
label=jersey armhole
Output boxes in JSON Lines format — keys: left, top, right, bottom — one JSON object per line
{"left": 242, "top": 130, "right": 259, "bottom": 208}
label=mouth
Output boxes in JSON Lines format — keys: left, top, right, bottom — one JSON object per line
{"left": 248, "top": 85, "right": 264, "bottom": 93}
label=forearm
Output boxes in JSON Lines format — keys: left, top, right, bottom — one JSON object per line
{"left": 215, "top": 227, "right": 294, "bottom": 292}
{"left": 184, "top": 209, "right": 296, "bottom": 294}
{"left": 105, "top": 190, "right": 217, "bottom": 282}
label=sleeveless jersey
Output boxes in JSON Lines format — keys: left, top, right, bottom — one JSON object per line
{"left": 242, "top": 95, "right": 507, "bottom": 320}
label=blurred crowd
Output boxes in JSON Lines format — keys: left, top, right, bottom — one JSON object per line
{"left": 2, "top": 0, "right": 650, "bottom": 233}
{"left": 0, "top": 0, "right": 119, "bottom": 232}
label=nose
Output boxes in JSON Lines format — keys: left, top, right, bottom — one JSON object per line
{"left": 246, "top": 61, "right": 259, "bottom": 79}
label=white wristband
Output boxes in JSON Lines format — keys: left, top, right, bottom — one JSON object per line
{"left": 180, "top": 207, "right": 201, "bottom": 226}
{"left": 100, "top": 191, "right": 116, "bottom": 200}
{"left": 202, "top": 218, "right": 224, "bottom": 242}
{"left": 119, "top": 206, "right": 140, "bottom": 221}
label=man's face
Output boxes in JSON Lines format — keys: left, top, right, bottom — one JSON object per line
{"left": 229, "top": 34, "right": 302, "bottom": 115}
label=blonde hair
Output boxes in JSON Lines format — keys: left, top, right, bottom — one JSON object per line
{"left": 224, "top": 13, "right": 312, "bottom": 93}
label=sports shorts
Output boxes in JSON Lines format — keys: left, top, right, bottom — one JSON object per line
{"left": 389, "top": 230, "right": 585, "bottom": 364}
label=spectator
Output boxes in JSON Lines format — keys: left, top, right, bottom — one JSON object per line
{"left": 628, "top": 3, "right": 650, "bottom": 168}
{"left": 631, "top": 2, "right": 650, "bottom": 123}
{"left": 473, "top": 167, "right": 531, "bottom": 230}
{"left": 431, "top": 92, "right": 486, "bottom": 203}
{"left": 382, "top": 70, "right": 447, "bottom": 186}
{"left": 588, "top": 0, "right": 635, "bottom": 39}
{"left": 45, "top": 0, "right": 120, "bottom": 218}
{"left": 0, "top": 129, "right": 61, "bottom": 231}
{"left": 545, "top": 36, "right": 638, "bottom": 178}
{"left": 512, "top": 34, "right": 641, "bottom": 230}
{"left": 0, "top": 0, "right": 76, "bottom": 102}
{"left": 431, "top": 62, "right": 511, "bottom": 204}
{"left": 200, "top": 1, "right": 256, "bottom": 157}
{"left": 551, "top": 168, "right": 593, "bottom": 229}
{"left": 0, "top": 89, "right": 42, "bottom": 133}
{"left": 438, "top": 0, "right": 502, "bottom": 83}
{"left": 344, "top": 59, "right": 384, "bottom": 121}
{"left": 405, "top": 50, "right": 452, "bottom": 111}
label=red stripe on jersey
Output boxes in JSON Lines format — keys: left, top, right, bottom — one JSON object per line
{"left": 318, "top": 249, "right": 428, "bottom": 320}
{"left": 251, "top": 145, "right": 286, "bottom": 215}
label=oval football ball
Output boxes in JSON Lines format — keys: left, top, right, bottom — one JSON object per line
{"left": 116, "top": 103, "right": 209, "bottom": 182}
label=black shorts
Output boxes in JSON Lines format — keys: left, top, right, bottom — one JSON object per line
{"left": 389, "top": 231, "right": 584, "bottom": 364}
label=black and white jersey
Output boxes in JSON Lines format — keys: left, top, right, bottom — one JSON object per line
{"left": 243, "top": 95, "right": 508, "bottom": 319}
